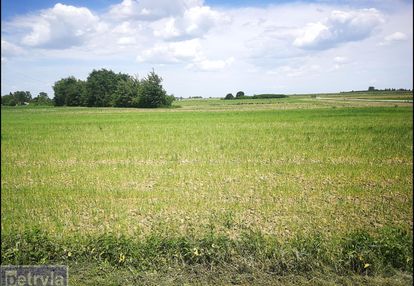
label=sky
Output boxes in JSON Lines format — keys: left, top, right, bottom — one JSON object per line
{"left": 1, "top": 0, "right": 413, "bottom": 98}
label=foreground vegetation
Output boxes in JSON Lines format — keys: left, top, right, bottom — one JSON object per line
{"left": 1, "top": 94, "right": 413, "bottom": 284}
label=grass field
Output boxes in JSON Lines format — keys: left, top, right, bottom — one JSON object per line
{"left": 1, "top": 94, "right": 413, "bottom": 285}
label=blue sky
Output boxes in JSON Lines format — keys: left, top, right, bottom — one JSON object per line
{"left": 1, "top": 0, "right": 111, "bottom": 19}
{"left": 1, "top": 0, "right": 413, "bottom": 98}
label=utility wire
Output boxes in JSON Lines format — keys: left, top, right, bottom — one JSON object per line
{"left": 4, "top": 69, "right": 51, "bottom": 86}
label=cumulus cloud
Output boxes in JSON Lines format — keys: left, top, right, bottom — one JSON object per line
{"left": 136, "top": 39, "right": 203, "bottom": 63}
{"left": 380, "top": 32, "right": 408, "bottom": 46}
{"left": 385, "top": 32, "right": 407, "bottom": 42}
{"left": 137, "top": 39, "right": 234, "bottom": 71}
{"left": 268, "top": 64, "right": 320, "bottom": 78}
{"left": 333, "top": 56, "right": 348, "bottom": 64}
{"left": 108, "top": 0, "right": 202, "bottom": 21}
{"left": 1, "top": 39, "right": 25, "bottom": 56}
{"left": 293, "top": 8, "right": 384, "bottom": 50}
{"left": 10, "top": 3, "right": 104, "bottom": 49}
{"left": 188, "top": 57, "right": 235, "bottom": 71}
{"left": 5, "top": 0, "right": 224, "bottom": 53}
{"left": 152, "top": 6, "right": 226, "bottom": 40}
{"left": 332, "top": 56, "right": 351, "bottom": 70}
{"left": 117, "top": 36, "right": 137, "bottom": 45}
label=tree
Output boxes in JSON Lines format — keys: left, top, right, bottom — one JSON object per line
{"left": 1, "top": 93, "right": 16, "bottom": 106}
{"left": 368, "top": 86, "right": 375, "bottom": 91}
{"left": 53, "top": 77, "right": 86, "bottom": 106}
{"left": 31, "top": 92, "right": 53, "bottom": 106}
{"left": 113, "top": 77, "right": 140, "bottom": 107}
{"left": 86, "top": 69, "right": 129, "bottom": 107}
{"left": 224, "top": 93, "right": 234, "bottom": 100}
{"left": 1, "top": 91, "right": 31, "bottom": 105}
{"left": 51, "top": 68, "right": 173, "bottom": 108}
{"left": 236, "top": 91, "right": 245, "bottom": 98}
{"left": 13, "top": 91, "right": 32, "bottom": 104}
{"left": 138, "top": 70, "right": 172, "bottom": 108}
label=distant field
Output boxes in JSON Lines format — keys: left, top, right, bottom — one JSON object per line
{"left": 174, "top": 92, "right": 413, "bottom": 111}
{"left": 1, "top": 94, "right": 413, "bottom": 285}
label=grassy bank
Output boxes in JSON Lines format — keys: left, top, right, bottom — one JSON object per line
{"left": 2, "top": 226, "right": 412, "bottom": 284}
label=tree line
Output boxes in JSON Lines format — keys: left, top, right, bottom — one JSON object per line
{"left": 1, "top": 91, "right": 53, "bottom": 106}
{"left": 224, "top": 91, "right": 287, "bottom": 100}
{"left": 1, "top": 69, "right": 174, "bottom": 108}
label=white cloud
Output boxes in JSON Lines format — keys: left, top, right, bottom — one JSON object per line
{"left": 378, "top": 32, "right": 408, "bottom": 46}
{"left": 333, "top": 56, "right": 348, "bottom": 63}
{"left": 152, "top": 6, "right": 226, "bottom": 40}
{"left": 294, "top": 8, "right": 384, "bottom": 50}
{"left": 137, "top": 38, "right": 234, "bottom": 71}
{"left": 117, "top": 36, "right": 137, "bottom": 45}
{"left": 1, "top": 40, "right": 25, "bottom": 56}
{"left": 385, "top": 32, "right": 407, "bottom": 42}
{"left": 332, "top": 56, "right": 351, "bottom": 70}
{"left": 293, "top": 22, "right": 330, "bottom": 49}
{"left": 188, "top": 57, "right": 235, "bottom": 71}
{"left": 108, "top": 0, "right": 203, "bottom": 21}
{"left": 10, "top": 3, "right": 104, "bottom": 49}
{"left": 181, "top": 6, "right": 225, "bottom": 37}
{"left": 152, "top": 18, "right": 181, "bottom": 39}
{"left": 268, "top": 64, "right": 320, "bottom": 78}
{"left": 136, "top": 39, "right": 203, "bottom": 63}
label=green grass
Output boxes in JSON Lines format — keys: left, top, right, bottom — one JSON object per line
{"left": 1, "top": 95, "right": 413, "bottom": 285}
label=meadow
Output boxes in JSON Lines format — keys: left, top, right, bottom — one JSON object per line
{"left": 1, "top": 94, "right": 413, "bottom": 285}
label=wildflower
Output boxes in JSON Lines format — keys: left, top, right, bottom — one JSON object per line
{"left": 119, "top": 253, "right": 126, "bottom": 263}
{"left": 192, "top": 248, "right": 200, "bottom": 256}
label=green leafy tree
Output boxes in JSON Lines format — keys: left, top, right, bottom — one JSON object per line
{"left": 51, "top": 68, "right": 173, "bottom": 108}
{"left": 164, "top": 94, "right": 175, "bottom": 106}
{"left": 1, "top": 93, "right": 16, "bottom": 106}
{"left": 1, "top": 91, "right": 31, "bottom": 105}
{"left": 224, "top": 93, "right": 234, "bottom": 100}
{"left": 86, "top": 69, "right": 129, "bottom": 107}
{"left": 236, "top": 91, "right": 245, "bottom": 98}
{"left": 31, "top": 92, "right": 53, "bottom": 106}
{"left": 53, "top": 77, "right": 86, "bottom": 106}
{"left": 113, "top": 77, "right": 140, "bottom": 107}
{"left": 138, "top": 70, "right": 172, "bottom": 108}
